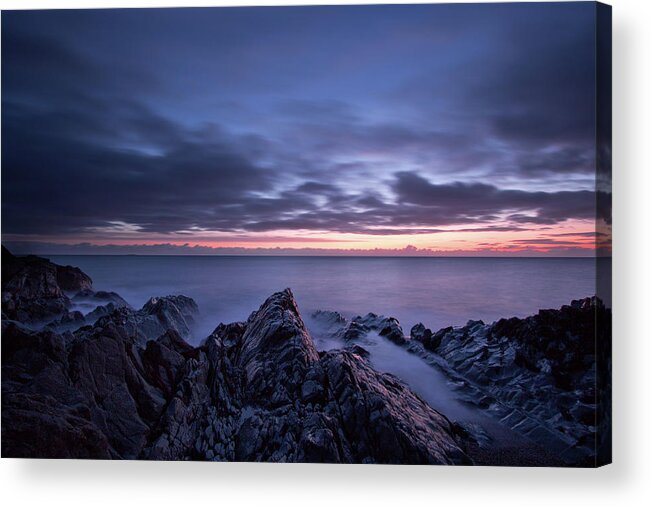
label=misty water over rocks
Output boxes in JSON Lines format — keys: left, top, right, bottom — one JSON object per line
{"left": 307, "top": 325, "right": 479, "bottom": 424}
{"left": 51, "top": 255, "right": 605, "bottom": 344}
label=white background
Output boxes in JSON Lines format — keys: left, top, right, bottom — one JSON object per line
{"left": 0, "top": 0, "right": 649, "bottom": 505}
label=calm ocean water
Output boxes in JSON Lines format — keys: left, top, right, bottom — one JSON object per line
{"left": 50, "top": 256, "right": 608, "bottom": 345}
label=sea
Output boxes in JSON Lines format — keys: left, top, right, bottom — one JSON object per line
{"left": 50, "top": 255, "right": 609, "bottom": 343}
{"left": 50, "top": 255, "right": 609, "bottom": 426}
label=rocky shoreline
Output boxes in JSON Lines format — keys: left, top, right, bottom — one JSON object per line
{"left": 1, "top": 248, "right": 610, "bottom": 465}
{"left": 310, "top": 297, "right": 612, "bottom": 466}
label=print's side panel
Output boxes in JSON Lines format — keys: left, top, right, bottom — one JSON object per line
{"left": 595, "top": 1, "right": 612, "bottom": 468}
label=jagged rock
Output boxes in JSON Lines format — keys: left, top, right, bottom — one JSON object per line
{"left": 351, "top": 313, "right": 407, "bottom": 345}
{"left": 1, "top": 321, "right": 115, "bottom": 458}
{"left": 0, "top": 248, "right": 92, "bottom": 299}
{"left": 312, "top": 310, "right": 397, "bottom": 344}
{"left": 148, "top": 289, "right": 470, "bottom": 464}
{"left": 66, "top": 325, "right": 167, "bottom": 457}
{"left": 92, "top": 295, "right": 198, "bottom": 346}
{"left": 1, "top": 316, "right": 200, "bottom": 459}
{"left": 452, "top": 421, "right": 493, "bottom": 449}
{"left": 306, "top": 285, "right": 610, "bottom": 465}
{"left": 404, "top": 297, "right": 611, "bottom": 465}
{"left": 341, "top": 320, "right": 369, "bottom": 341}
{"left": 2, "top": 295, "right": 243, "bottom": 461}
{"left": 2, "top": 248, "right": 70, "bottom": 323}
{"left": 69, "top": 289, "right": 132, "bottom": 327}
{"left": 413, "top": 324, "right": 450, "bottom": 352}
{"left": 1, "top": 247, "right": 91, "bottom": 324}
{"left": 311, "top": 309, "right": 347, "bottom": 330}
{"left": 46, "top": 310, "right": 86, "bottom": 331}
{"left": 331, "top": 313, "right": 406, "bottom": 345}
{"left": 73, "top": 288, "right": 130, "bottom": 311}
{"left": 140, "top": 295, "right": 198, "bottom": 341}
{"left": 410, "top": 323, "right": 431, "bottom": 342}
{"left": 1, "top": 247, "right": 134, "bottom": 333}
{"left": 2, "top": 285, "right": 470, "bottom": 464}
{"left": 311, "top": 309, "right": 408, "bottom": 346}
{"left": 54, "top": 264, "right": 93, "bottom": 293}
{"left": 345, "top": 344, "right": 370, "bottom": 359}
{"left": 84, "top": 302, "right": 120, "bottom": 323}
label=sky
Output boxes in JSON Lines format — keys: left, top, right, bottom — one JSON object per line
{"left": 1, "top": 3, "right": 611, "bottom": 256}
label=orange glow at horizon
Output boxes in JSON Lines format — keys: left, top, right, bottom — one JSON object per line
{"left": 4, "top": 219, "right": 610, "bottom": 255}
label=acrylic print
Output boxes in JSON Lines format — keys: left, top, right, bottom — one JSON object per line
{"left": 1, "top": 2, "right": 611, "bottom": 466}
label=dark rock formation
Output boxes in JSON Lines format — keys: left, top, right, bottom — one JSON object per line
{"left": 2, "top": 247, "right": 90, "bottom": 324}
{"left": 55, "top": 264, "right": 93, "bottom": 293}
{"left": 143, "top": 290, "right": 470, "bottom": 464}
{"left": 72, "top": 289, "right": 130, "bottom": 311}
{"left": 1, "top": 251, "right": 470, "bottom": 463}
{"left": 341, "top": 320, "right": 369, "bottom": 341}
{"left": 310, "top": 309, "right": 347, "bottom": 333}
{"left": 353, "top": 313, "right": 407, "bottom": 345}
{"left": 2, "top": 247, "right": 72, "bottom": 323}
{"left": 84, "top": 295, "right": 198, "bottom": 347}
{"left": 1, "top": 247, "right": 196, "bottom": 339}
{"left": 1, "top": 319, "right": 195, "bottom": 459}
{"left": 46, "top": 310, "right": 86, "bottom": 331}
{"left": 404, "top": 299, "right": 610, "bottom": 465}
{"left": 68, "top": 290, "right": 129, "bottom": 326}
{"left": 311, "top": 310, "right": 408, "bottom": 345}
{"left": 84, "top": 302, "right": 123, "bottom": 323}
{"left": 309, "top": 296, "right": 610, "bottom": 466}
{"left": 410, "top": 323, "right": 450, "bottom": 352}
{"left": 1, "top": 321, "right": 114, "bottom": 458}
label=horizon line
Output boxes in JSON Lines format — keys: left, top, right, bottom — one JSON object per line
{"left": 34, "top": 253, "right": 609, "bottom": 259}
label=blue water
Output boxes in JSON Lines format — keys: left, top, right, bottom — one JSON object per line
{"left": 50, "top": 256, "right": 606, "bottom": 345}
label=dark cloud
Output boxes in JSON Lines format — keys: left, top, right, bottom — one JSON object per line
{"left": 392, "top": 172, "right": 597, "bottom": 226}
{"left": 509, "top": 147, "right": 596, "bottom": 177}
{"left": 1, "top": 98, "right": 271, "bottom": 235}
